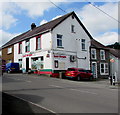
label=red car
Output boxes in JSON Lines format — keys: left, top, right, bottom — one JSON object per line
{"left": 65, "top": 68, "right": 93, "bottom": 81}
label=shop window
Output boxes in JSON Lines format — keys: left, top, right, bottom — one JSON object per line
{"left": 91, "top": 48, "right": 96, "bottom": 59}
{"left": 36, "top": 37, "right": 41, "bottom": 50}
{"left": 57, "top": 34, "right": 63, "bottom": 48}
{"left": 18, "top": 42, "right": 22, "bottom": 54}
{"left": 54, "top": 60, "right": 58, "bottom": 68}
{"left": 100, "top": 50, "right": 105, "bottom": 60}
{"left": 81, "top": 39, "right": 86, "bottom": 51}
{"left": 100, "top": 63, "right": 108, "bottom": 75}
{"left": 31, "top": 57, "right": 44, "bottom": 70}
{"left": 7, "top": 47, "right": 12, "bottom": 54}
{"left": 25, "top": 40, "right": 30, "bottom": 52}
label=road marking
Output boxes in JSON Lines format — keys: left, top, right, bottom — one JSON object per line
{"left": 4, "top": 92, "right": 56, "bottom": 114}
{"left": 49, "top": 85, "right": 63, "bottom": 88}
{"left": 70, "top": 89, "right": 97, "bottom": 95}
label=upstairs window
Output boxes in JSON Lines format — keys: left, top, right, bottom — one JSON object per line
{"left": 71, "top": 25, "right": 75, "bottom": 33}
{"left": 100, "top": 50, "right": 105, "bottom": 60}
{"left": 81, "top": 39, "right": 86, "bottom": 50}
{"left": 36, "top": 37, "right": 41, "bottom": 50}
{"left": 25, "top": 40, "right": 30, "bottom": 52}
{"left": 57, "top": 34, "right": 63, "bottom": 48}
{"left": 18, "top": 42, "right": 22, "bottom": 54}
{"left": 7, "top": 47, "right": 12, "bottom": 54}
{"left": 91, "top": 49, "right": 96, "bottom": 59}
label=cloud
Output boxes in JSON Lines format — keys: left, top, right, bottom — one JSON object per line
{"left": 52, "top": 15, "right": 62, "bottom": 20}
{"left": 95, "top": 32, "right": 118, "bottom": 45}
{"left": 76, "top": 3, "right": 118, "bottom": 36}
{"left": 0, "top": 2, "right": 18, "bottom": 30}
{"left": 15, "top": 2, "right": 56, "bottom": 18}
{"left": 40, "top": 20, "right": 48, "bottom": 25}
{"left": 0, "top": 29, "right": 21, "bottom": 46}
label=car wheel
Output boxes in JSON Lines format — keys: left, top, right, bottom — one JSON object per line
{"left": 89, "top": 76, "right": 93, "bottom": 81}
{"left": 7, "top": 69, "right": 11, "bottom": 74}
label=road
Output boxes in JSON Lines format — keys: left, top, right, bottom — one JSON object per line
{"left": 2, "top": 73, "right": 118, "bottom": 114}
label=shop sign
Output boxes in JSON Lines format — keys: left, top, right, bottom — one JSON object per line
{"left": 54, "top": 55, "right": 66, "bottom": 58}
{"left": 23, "top": 53, "right": 33, "bottom": 57}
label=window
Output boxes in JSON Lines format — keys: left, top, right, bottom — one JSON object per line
{"left": 8, "top": 59, "right": 12, "bottom": 63}
{"left": 57, "top": 34, "right": 63, "bottom": 47}
{"left": 100, "top": 63, "right": 108, "bottom": 75}
{"left": 7, "top": 47, "right": 12, "bottom": 54}
{"left": 25, "top": 40, "right": 30, "bottom": 52}
{"left": 71, "top": 25, "right": 75, "bottom": 33}
{"left": 54, "top": 60, "right": 58, "bottom": 68}
{"left": 18, "top": 42, "right": 22, "bottom": 54}
{"left": 18, "top": 59, "right": 22, "bottom": 68}
{"left": 100, "top": 50, "right": 105, "bottom": 60}
{"left": 91, "top": 49, "right": 96, "bottom": 59}
{"left": 36, "top": 37, "right": 41, "bottom": 50}
{"left": 81, "top": 39, "right": 86, "bottom": 50}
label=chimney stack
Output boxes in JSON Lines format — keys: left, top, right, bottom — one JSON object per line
{"left": 31, "top": 23, "right": 36, "bottom": 30}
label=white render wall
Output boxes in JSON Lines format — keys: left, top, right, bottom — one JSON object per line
{"left": 52, "top": 15, "right": 90, "bottom": 70}
{"left": 14, "top": 32, "right": 52, "bottom": 70}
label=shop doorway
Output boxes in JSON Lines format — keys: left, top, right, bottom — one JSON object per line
{"left": 26, "top": 58, "right": 29, "bottom": 72}
{"left": 92, "top": 62, "right": 97, "bottom": 78}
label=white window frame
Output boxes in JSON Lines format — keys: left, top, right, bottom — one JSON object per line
{"left": 57, "top": 34, "right": 63, "bottom": 48}
{"left": 100, "top": 50, "right": 105, "bottom": 60}
{"left": 91, "top": 48, "right": 96, "bottom": 59}
{"left": 25, "top": 40, "right": 30, "bottom": 52}
{"left": 81, "top": 39, "right": 86, "bottom": 51}
{"left": 7, "top": 47, "right": 12, "bottom": 54}
{"left": 100, "top": 63, "right": 109, "bottom": 75}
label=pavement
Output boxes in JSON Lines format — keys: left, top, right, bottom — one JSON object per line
{"left": 2, "top": 73, "right": 119, "bottom": 114}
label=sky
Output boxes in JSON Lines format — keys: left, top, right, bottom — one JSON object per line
{"left": 0, "top": 0, "right": 119, "bottom": 47}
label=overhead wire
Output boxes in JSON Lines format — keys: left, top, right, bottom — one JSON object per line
{"left": 48, "top": 0, "right": 67, "bottom": 13}
{"left": 85, "top": 1, "right": 120, "bottom": 23}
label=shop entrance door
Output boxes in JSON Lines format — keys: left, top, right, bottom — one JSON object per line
{"left": 26, "top": 58, "right": 29, "bottom": 72}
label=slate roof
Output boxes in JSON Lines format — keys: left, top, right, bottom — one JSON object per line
{"left": 108, "top": 48, "right": 120, "bottom": 58}
{"left": 2, "top": 11, "right": 93, "bottom": 48}
{"left": 91, "top": 39, "right": 108, "bottom": 49}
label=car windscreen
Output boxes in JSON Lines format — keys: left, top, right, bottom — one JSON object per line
{"left": 67, "top": 68, "right": 76, "bottom": 71}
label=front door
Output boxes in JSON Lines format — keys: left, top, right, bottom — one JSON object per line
{"left": 92, "top": 62, "right": 97, "bottom": 78}
{"left": 26, "top": 58, "right": 29, "bottom": 72}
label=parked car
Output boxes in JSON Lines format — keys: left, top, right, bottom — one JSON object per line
{"left": 6, "top": 63, "right": 20, "bottom": 73}
{"left": 65, "top": 68, "right": 93, "bottom": 81}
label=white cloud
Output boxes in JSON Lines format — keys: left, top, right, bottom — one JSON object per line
{"left": 77, "top": 3, "right": 118, "bottom": 36}
{"left": 0, "top": 2, "right": 18, "bottom": 30}
{"left": 95, "top": 32, "right": 118, "bottom": 45}
{"left": 0, "top": 29, "right": 21, "bottom": 46}
{"left": 15, "top": 2, "right": 56, "bottom": 18}
{"left": 52, "top": 15, "right": 62, "bottom": 20}
{"left": 40, "top": 20, "right": 48, "bottom": 25}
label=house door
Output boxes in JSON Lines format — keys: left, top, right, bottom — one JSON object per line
{"left": 26, "top": 58, "right": 29, "bottom": 72}
{"left": 92, "top": 62, "right": 97, "bottom": 78}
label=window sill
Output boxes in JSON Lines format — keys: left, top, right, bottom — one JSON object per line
{"left": 7, "top": 53, "right": 12, "bottom": 55}
{"left": 36, "top": 48, "right": 41, "bottom": 51}
{"left": 82, "top": 49, "right": 87, "bottom": 51}
{"left": 57, "top": 46, "right": 64, "bottom": 49}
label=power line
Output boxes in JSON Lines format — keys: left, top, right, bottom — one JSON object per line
{"left": 49, "top": 0, "right": 67, "bottom": 13}
{"left": 85, "top": 1, "right": 120, "bottom": 23}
